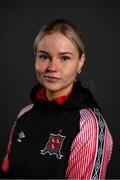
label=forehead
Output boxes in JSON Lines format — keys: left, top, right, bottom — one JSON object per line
{"left": 37, "top": 33, "right": 78, "bottom": 53}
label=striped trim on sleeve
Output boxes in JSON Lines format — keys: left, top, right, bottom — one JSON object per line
{"left": 65, "top": 108, "right": 113, "bottom": 179}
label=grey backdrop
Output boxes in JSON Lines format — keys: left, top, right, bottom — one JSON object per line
{"left": 0, "top": 0, "right": 120, "bottom": 178}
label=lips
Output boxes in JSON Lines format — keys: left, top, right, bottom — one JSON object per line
{"left": 44, "top": 73, "right": 61, "bottom": 78}
{"left": 44, "top": 73, "right": 61, "bottom": 82}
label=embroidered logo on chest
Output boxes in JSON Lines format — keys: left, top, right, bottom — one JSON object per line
{"left": 17, "top": 131, "right": 26, "bottom": 143}
{"left": 41, "top": 133, "right": 66, "bottom": 159}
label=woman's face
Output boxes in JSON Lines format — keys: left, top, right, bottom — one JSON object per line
{"left": 35, "top": 32, "right": 85, "bottom": 99}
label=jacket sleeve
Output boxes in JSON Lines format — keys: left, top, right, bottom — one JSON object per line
{"left": 65, "top": 108, "right": 113, "bottom": 179}
{"left": 0, "top": 104, "right": 34, "bottom": 177}
{"left": 0, "top": 120, "right": 17, "bottom": 178}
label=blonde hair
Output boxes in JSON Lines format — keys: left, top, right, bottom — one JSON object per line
{"left": 33, "top": 18, "right": 86, "bottom": 57}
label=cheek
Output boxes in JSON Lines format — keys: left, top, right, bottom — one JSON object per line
{"left": 35, "top": 62, "right": 40, "bottom": 72}
{"left": 35, "top": 62, "right": 43, "bottom": 82}
{"left": 35, "top": 63, "right": 44, "bottom": 84}
{"left": 35, "top": 61, "right": 47, "bottom": 73}
{"left": 62, "top": 64, "right": 78, "bottom": 80}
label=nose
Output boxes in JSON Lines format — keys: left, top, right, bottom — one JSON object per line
{"left": 47, "top": 58, "right": 60, "bottom": 71}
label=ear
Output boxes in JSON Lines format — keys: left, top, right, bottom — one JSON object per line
{"left": 77, "top": 53, "right": 85, "bottom": 73}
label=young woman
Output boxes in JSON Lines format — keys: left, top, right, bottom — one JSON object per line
{"left": 0, "top": 18, "right": 113, "bottom": 179}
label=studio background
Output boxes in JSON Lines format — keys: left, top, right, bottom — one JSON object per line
{"left": 0, "top": 0, "right": 120, "bottom": 178}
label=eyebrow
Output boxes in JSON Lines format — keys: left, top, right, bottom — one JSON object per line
{"left": 37, "top": 50, "right": 73, "bottom": 55}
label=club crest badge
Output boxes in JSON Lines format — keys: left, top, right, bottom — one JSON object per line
{"left": 41, "top": 133, "right": 66, "bottom": 159}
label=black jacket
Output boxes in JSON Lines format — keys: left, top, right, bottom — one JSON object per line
{"left": 0, "top": 81, "right": 100, "bottom": 179}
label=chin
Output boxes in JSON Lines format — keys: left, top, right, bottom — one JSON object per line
{"left": 44, "top": 83, "right": 64, "bottom": 92}
{"left": 45, "top": 86, "right": 62, "bottom": 92}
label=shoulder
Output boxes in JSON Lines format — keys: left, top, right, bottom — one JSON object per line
{"left": 70, "top": 107, "right": 113, "bottom": 159}
{"left": 10, "top": 103, "right": 34, "bottom": 133}
{"left": 8, "top": 104, "right": 34, "bottom": 140}
{"left": 70, "top": 108, "right": 110, "bottom": 155}
{"left": 79, "top": 108, "right": 105, "bottom": 133}
{"left": 79, "top": 108, "right": 108, "bottom": 142}
{"left": 17, "top": 103, "right": 34, "bottom": 119}
{"left": 9, "top": 103, "right": 34, "bottom": 133}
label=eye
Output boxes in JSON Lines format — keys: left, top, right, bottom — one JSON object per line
{"left": 61, "top": 56, "right": 71, "bottom": 61}
{"left": 38, "top": 54, "right": 49, "bottom": 61}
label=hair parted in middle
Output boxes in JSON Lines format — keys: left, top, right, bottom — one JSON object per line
{"left": 33, "top": 18, "right": 86, "bottom": 57}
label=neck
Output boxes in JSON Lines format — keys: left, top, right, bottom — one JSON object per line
{"left": 46, "top": 84, "right": 73, "bottom": 101}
